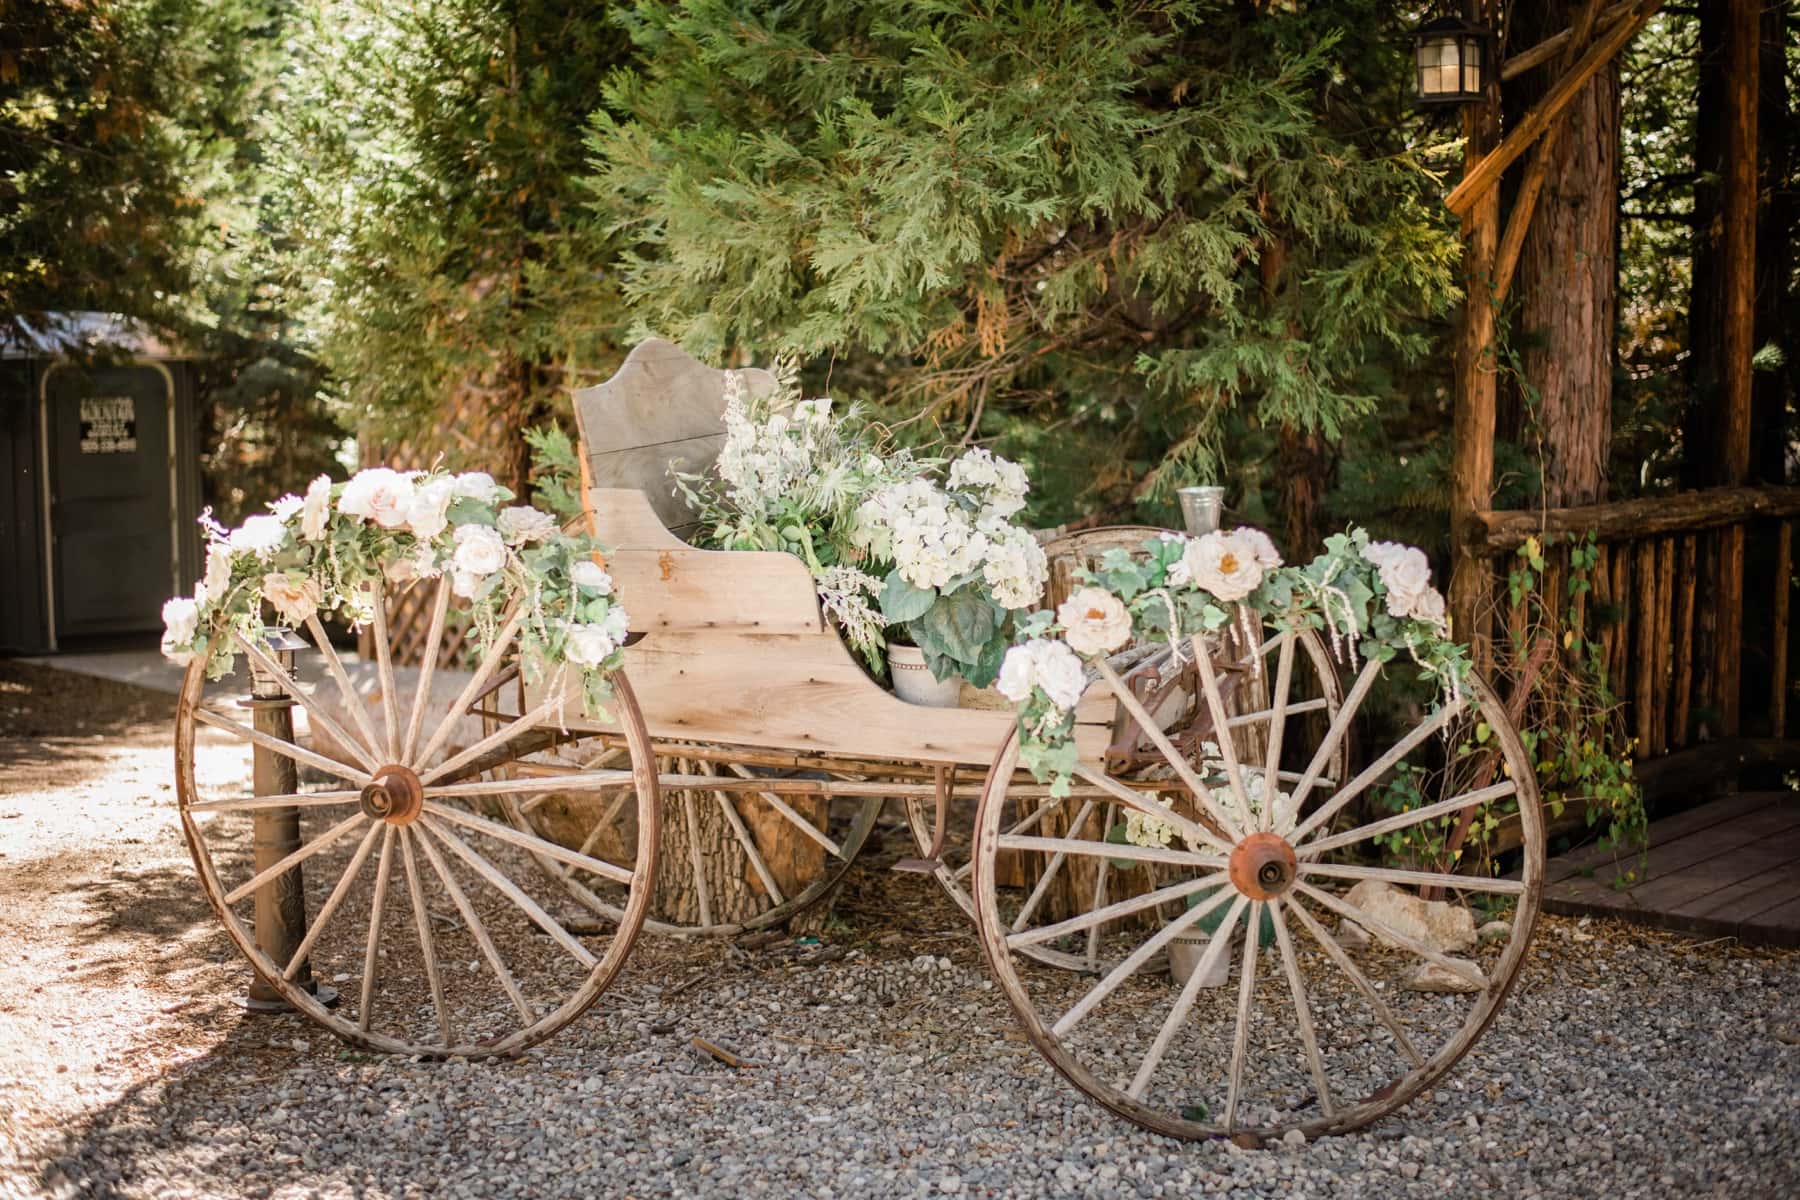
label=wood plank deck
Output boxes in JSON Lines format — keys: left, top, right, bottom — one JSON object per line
{"left": 1537, "top": 791, "right": 1800, "bottom": 946}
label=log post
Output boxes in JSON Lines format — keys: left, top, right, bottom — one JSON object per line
{"left": 1450, "top": 79, "right": 1502, "bottom": 674}
{"left": 1714, "top": 0, "right": 1760, "bottom": 737}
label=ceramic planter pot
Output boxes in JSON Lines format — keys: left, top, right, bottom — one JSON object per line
{"left": 887, "top": 641, "right": 963, "bottom": 707}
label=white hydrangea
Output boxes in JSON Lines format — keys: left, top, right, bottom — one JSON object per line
{"left": 268, "top": 493, "right": 304, "bottom": 522}
{"left": 947, "top": 448, "right": 1030, "bottom": 519}
{"left": 978, "top": 517, "right": 1048, "bottom": 610}
{"left": 997, "top": 637, "right": 1087, "bottom": 711}
{"left": 1122, "top": 810, "right": 1176, "bottom": 849}
{"left": 861, "top": 479, "right": 988, "bottom": 591}
{"left": 715, "top": 370, "right": 826, "bottom": 510}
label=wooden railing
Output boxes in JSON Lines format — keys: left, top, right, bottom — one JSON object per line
{"left": 1462, "top": 486, "right": 1800, "bottom": 761}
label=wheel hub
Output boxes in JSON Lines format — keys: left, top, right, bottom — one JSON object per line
{"left": 360, "top": 765, "right": 425, "bottom": 825}
{"left": 1228, "top": 832, "right": 1297, "bottom": 900}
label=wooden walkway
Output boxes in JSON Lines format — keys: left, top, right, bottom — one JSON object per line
{"left": 1538, "top": 791, "right": 1800, "bottom": 946}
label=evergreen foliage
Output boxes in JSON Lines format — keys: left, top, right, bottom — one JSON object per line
{"left": 269, "top": 0, "right": 632, "bottom": 478}
{"left": 588, "top": 0, "right": 1464, "bottom": 528}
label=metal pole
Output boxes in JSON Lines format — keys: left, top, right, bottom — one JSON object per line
{"left": 242, "top": 630, "right": 335, "bottom": 1011}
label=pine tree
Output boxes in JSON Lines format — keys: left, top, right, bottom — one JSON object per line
{"left": 587, "top": 0, "right": 1463, "bottom": 541}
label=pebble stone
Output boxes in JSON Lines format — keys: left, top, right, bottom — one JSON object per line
{"left": 17, "top": 917, "right": 1799, "bottom": 1199}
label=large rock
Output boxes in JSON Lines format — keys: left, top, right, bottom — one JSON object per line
{"left": 1342, "top": 879, "right": 1477, "bottom": 955}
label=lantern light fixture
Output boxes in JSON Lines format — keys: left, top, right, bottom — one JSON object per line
{"left": 1413, "top": 15, "right": 1493, "bottom": 106}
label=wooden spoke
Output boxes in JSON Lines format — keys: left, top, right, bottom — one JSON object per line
{"left": 997, "top": 833, "right": 1225, "bottom": 871}
{"left": 1052, "top": 885, "right": 1240, "bottom": 1038}
{"left": 303, "top": 614, "right": 385, "bottom": 764}
{"left": 233, "top": 632, "right": 382, "bottom": 774}
{"left": 414, "top": 820, "right": 536, "bottom": 1023}
{"left": 723, "top": 763, "right": 844, "bottom": 858}
{"left": 1258, "top": 631, "right": 1296, "bottom": 833}
{"left": 401, "top": 575, "right": 453, "bottom": 764}
{"left": 421, "top": 801, "right": 635, "bottom": 886}
{"left": 712, "top": 785, "right": 785, "bottom": 906}
{"left": 1289, "top": 698, "right": 1469, "bottom": 844}
{"left": 1010, "top": 799, "right": 1096, "bottom": 933}
{"left": 357, "top": 827, "right": 397, "bottom": 1034}
{"left": 1091, "top": 657, "right": 1245, "bottom": 844}
{"left": 1292, "top": 881, "right": 1487, "bottom": 986}
{"left": 419, "top": 694, "right": 563, "bottom": 786}
{"left": 1009, "top": 872, "right": 1229, "bottom": 950}
{"left": 681, "top": 779, "right": 714, "bottom": 929}
{"left": 1085, "top": 804, "right": 1115, "bottom": 971}
{"left": 223, "top": 813, "right": 366, "bottom": 906}
{"left": 282, "top": 822, "right": 384, "bottom": 979}
{"left": 1299, "top": 861, "right": 1525, "bottom": 896}
{"left": 1191, "top": 634, "right": 1257, "bottom": 831}
{"left": 1070, "top": 763, "right": 1229, "bottom": 855}
{"left": 1300, "top": 781, "right": 1519, "bottom": 858}
{"left": 519, "top": 746, "right": 628, "bottom": 812}
{"left": 367, "top": 582, "right": 402, "bottom": 761}
{"left": 399, "top": 828, "right": 452, "bottom": 1046}
{"left": 193, "top": 708, "right": 373, "bottom": 786}
{"left": 1223, "top": 698, "right": 1329, "bottom": 729}
{"left": 419, "top": 816, "right": 598, "bottom": 969}
{"left": 185, "top": 789, "right": 362, "bottom": 813}
{"left": 1125, "top": 895, "right": 1249, "bottom": 1100}
{"left": 413, "top": 603, "right": 526, "bottom": 771}
{"left": 1285, "top": 894, "right": 1422, "bottom": 1067}
{"left": 1222, "top": 900, "right": 1262, "bottom": 1129}
{"left": 426, "top": 771, "right": 637, "bottom": 798}
{"left": 1274, "top": 657, "right": 1382, "bottom": 831}
{"left": 1269, "top": 899, "right": 1333, "bottom": 1119}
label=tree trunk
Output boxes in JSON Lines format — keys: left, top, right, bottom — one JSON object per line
{"left": 1505, "top": 0, "right": 1622, "bottom": 510}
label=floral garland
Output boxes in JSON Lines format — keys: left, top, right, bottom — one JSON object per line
{"left": 160, "top": 467, "right": 629, "bottom": 715}
{"left": 996, "top": 525, "right": 1468, "bottom": 795}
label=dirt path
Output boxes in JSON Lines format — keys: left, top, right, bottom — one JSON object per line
{"left": 0, "top": 662, "right": 259, "bottom": 1198}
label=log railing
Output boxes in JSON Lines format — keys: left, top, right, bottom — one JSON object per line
{"left": 1462, "top": 485, "right": 1800, "bottom": 760}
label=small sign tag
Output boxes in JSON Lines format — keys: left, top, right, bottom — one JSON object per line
{"left": 78, "top": 396, "right": 137, "bottom": 454}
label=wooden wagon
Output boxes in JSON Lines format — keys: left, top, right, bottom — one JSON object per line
{"left": 173, "top": 340, "right": 1546, "bottom": 1144}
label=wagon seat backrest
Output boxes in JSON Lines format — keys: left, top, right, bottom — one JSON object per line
{"left": 571, "top": 339, "right": 825, "bottom": 637}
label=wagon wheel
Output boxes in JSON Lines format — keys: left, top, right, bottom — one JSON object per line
{"left": 972, "top": 637, "right": 1542, "bottom": 1142}
{"left": 499, "top": 732, "right": 881, "bottom": 937}
{"left": 909, "top": 626, "right": 1346, "bottom": 969}
{"left": 173, "top": 577, "right": 660, "bottom": 1057}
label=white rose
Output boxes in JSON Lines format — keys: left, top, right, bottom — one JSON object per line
{"left": 1176, "top": 530, "right": 1264, "bottom": 601}
{"left": 405, "top": 477, "right": 456, "bottom": 541}
{"left": 338, "top": 467, "right": 415, "bottom": 529}
{"left": 161, "top": 595, "right": 200, "bottom": 646}
{"left": 201, "top": 544, "right": 234, "bottom": 602}
{"left": 451, "top": 471, "right": 503, "bottom": 505}
{"left": 570, "top": 560, "right": 613, "bottom": 594}
{"left": 451, "top": 570, "right": 485, "bottom": 599}
{"left": 1364, "top": 543, "right": 1433, "bottom": 617}
{"left": 496, "top": 505, "right": 558, "bottom": 545}
{"left": 228, "top": 514, "right": 288, "bottom": 559}
{"left": 452, "top": 524, "right": 508, "bottom": 580}
{"left": 997, "top": 638, "right": 1087, "bottom": 710}
{"left": 262, "top": 573, "right": 323, "bottom": 625}
{"left": 1057, "top": 586, "right": 1133, "bottom": 658}
{"left": 300, "top": 475, "right": 332, "bottom": 541}
{"left": 562, "top": 622, "right": 618, "bottom": 666}
{"left": 1235, "top": 527, "right": 1283, "bottom": 570}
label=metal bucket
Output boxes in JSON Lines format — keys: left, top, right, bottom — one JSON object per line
{"left": 1176, "top": 486, "right": 1226, "bottom": 536}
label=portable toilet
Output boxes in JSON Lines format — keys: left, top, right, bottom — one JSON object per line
{"left": 1, "top": 313, "right": 203, "bottom": 653}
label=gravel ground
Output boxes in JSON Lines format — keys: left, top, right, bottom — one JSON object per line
{"left": 4, "top": 660, "right": 1799, "bottom": 1199}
